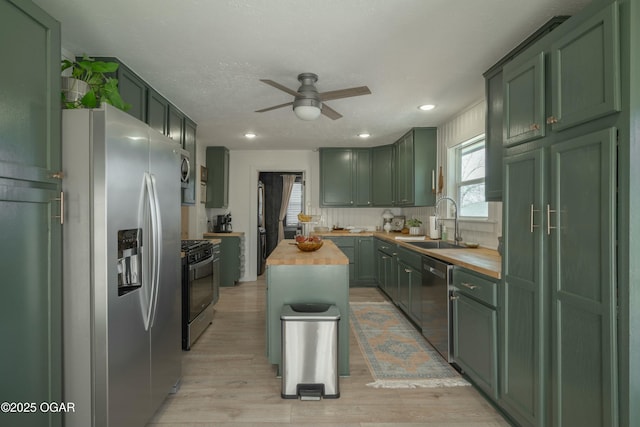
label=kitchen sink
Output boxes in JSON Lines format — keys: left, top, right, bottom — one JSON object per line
{"left": 406, "top": 241, "right": 463, "bottom": 249}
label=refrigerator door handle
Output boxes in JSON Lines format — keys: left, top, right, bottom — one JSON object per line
{"left": 141, "top": 172, "right": 158, "bottom": 331}
{"left": 149, "top": 173, "right": 162, "bottom": 328}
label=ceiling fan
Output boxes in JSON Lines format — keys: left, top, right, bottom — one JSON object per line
{"left": 255, "top": 73, "right": 371, "bottom": 120}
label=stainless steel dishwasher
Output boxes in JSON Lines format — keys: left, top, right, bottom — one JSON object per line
{"left": 421, "top": 256, "right": 454, "bottom": 362}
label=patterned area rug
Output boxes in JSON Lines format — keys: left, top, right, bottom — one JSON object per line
{"left": 350, "top": 301, "right": 469, "bottom": 389}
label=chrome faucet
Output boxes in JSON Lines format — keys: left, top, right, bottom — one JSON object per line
{"left": 435, "top": 196, "right": 462, "bottom": 245}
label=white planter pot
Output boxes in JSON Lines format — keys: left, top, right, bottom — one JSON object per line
{"left": 61, "top": 77, "right": 89, "bottom": 104}
{"left": 409, "top": 226, "right": 422, "bottom": 235}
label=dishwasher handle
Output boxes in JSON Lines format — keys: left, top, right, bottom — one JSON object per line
{"left": 424, "top": 265, "right": 446, "bottom": 279}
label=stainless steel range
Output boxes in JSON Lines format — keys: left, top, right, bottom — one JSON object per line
{"left": 181, "top": 240, "right": 220, "bottom": 350}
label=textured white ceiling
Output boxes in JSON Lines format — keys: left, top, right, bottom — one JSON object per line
{"left": 35, "top": 0, "right": 591, "bottom": 150}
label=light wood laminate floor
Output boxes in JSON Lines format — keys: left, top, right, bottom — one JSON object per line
{"left": 148, "top": 278, "right": 510, "bottom": 426}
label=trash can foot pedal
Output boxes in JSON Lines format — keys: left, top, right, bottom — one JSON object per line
{"left": 297, "top": 384, "right": 323, "bottom": 401}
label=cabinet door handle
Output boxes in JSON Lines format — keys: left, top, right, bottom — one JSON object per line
{"left": 51, "top": 191, "right": 64, "bottom": 225}
{"left": 529, "top": 123, "right": 540, "bottom": 131}
{"left": 547, "top": 204, "right": 557, "bottom": 235}
{"left": 461, "top": 282, "right": 477, "bottom": 290}
{"left": 546, "top": 116, "right": 559, "bottom": 124}
{"left": 530, "top": 204, "right": 540, "bottom": 233}
{"left": 450, "top": 295, "right": 459, "bottom": 301}
{"left": 404, "top": 268, "right": 412, "bottom": 273}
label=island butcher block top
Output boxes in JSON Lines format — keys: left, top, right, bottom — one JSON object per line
{"left": 266, "top": 239, "right": 349, "bottom": 266}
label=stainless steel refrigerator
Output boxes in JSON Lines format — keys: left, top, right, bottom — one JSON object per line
{"left": 62, "top": 104, "right": 182, "bottom": 427}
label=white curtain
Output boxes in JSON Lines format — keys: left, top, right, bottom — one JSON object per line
{"left": 278, "top": 175, "right": 297, "bottom": 242}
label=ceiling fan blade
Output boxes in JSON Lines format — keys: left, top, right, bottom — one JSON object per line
{"left": 255, "top": 101, "right": 293, "bottom": 113}
{"left": 259, "top": 79, "right": 301, "bottom": 97}
{"left": 321, "top": 104, "right": 343, "bottom": 120}
{"left": 319, "top": 86, "right": 371, "bottom": 102}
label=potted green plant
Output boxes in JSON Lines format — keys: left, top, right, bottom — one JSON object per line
{"left": 61, "top": 55, "right": 130, "bottom": 111}
{"left": 406, "top": 217, "right": 423, "bottom": 235}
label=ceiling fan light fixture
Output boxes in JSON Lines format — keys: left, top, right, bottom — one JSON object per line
{"left": 293, "top": 97, "right": 322, "bottom": 121}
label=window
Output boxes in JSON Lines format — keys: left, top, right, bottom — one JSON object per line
{"left": 455, "top": 135, "right": 487, "bottom": 217}
{"left": 285, "top": 178, "right": 304, "bottom": 227}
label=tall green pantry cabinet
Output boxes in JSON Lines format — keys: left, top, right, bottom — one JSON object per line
{"left": 498, "top": 1, "right": 636, "bottom": 426}
{"left": 0, "top": 1, "right": 62, "bottom": 426}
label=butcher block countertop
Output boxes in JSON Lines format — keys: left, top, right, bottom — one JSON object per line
{"left": 313, "top": 230, "right": 501, "bottom": 279}
{"left": 203, "top": 232, "right": 244, "bottom": 237}
{"left": 266, "top": 239, "right": 349, "bottom": 266}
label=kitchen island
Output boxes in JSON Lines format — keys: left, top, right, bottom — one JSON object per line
{"left": 265, "top": 239, "right": 350, "bottom": 376}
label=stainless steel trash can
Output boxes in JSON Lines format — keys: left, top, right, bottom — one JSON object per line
{"left": 281, "top": 303, "right": 340, "bottom": 400}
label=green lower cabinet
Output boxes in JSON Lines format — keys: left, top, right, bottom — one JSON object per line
{"left": 325, "top": 236, "right": 375, "bottom": 286}
{"left": 396, "top": 260, "right": 421, "bottom": 324}
{"left": 452, "top": 268, "right": 499, "bottom": 401}
{"left": 375, "top": 238, "right": 398, "bottom": 299}
{"left": 211, "top": 235, "right": 242, "bottom": 287}
{"left": 395, "top": 246, "right": 422, "bottom": 323}
{"left": 355, "top": 237, "right": 375, "bottom": 284}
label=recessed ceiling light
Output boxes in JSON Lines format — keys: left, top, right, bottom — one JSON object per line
{"left": 358, "top": 133, "right": 370, "bottom": 138}
{"left": 244, "top": 132, "right": 256, "bottom": 139}
{"left": 418, "top": 104, "right": 436, "bottom": 111}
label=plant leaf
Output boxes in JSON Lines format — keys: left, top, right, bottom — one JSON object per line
{"left": 81, "top": 90, "right": 98, "bottom": 108}
{"left": 91, "top": 61, "right": 119, "bottom": 73}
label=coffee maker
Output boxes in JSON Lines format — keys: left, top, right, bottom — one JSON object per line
{"left": 214, "top": 213, "right": 232, "bottom": 233}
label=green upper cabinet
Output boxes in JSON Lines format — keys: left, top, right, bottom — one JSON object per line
{"left": 93, "top": 57, "right": 147, "bottom": 122}
{"left": 503, "top": 2, "right": 619, "bottom": 148}
{"left": 549, "top": 2, "right": 620, "bottom": 131}
{"left": 371, "top": 144, "right": 395, "bottom": 206}
{"left": 320, "top": 148, "right": 354, "bottom": 206}
{"left": 147, "top": 87, "right": 169, "bottom": 136}
{"left": 167, "top": 104, "right": 184, "bottom": 146}
{"left": 354, "top": 148, "right": 372, "bottom": 207}
{"left": 484, "top": 68, "right": 504, "bottom": 202}
{"left": 395, "top": 131, "right": 414, "bottom": 205}
{"left": 503, "top": 52, "right": 546, "bottom": 147}
{"left": 483, "top": 17, "right": 567, "bottom": 201}
{"left": 319, "top": 128, "right": 434, "bottom": 208}
{"left": 182, "top": 117, "right": 197, "bottom": 205}
{"left": 117, "top": 62, "right": 147, "bottom": 122}
{"left": 395, "top": 128, "right": 437, "bottom": 207}
{"left": 320, "top": 148, "right": 372, "bottom": 207}
{"left": 206, "top": 146, "right": 230, "bottom": 209}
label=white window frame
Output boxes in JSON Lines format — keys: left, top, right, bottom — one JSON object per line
{"left": 452, "top": 134, "right": 487, "bottom": 219}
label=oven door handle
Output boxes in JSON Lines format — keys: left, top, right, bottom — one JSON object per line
{"left": 189, "top": 254, "right": 215, "bottom": 270}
